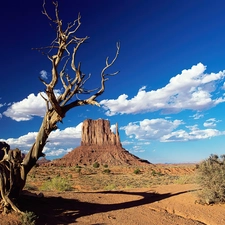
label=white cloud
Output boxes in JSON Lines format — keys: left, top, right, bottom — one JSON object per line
{"left": 100, "top": 63, "right": 225, "bottom": 115}
{"left": 131, "top": 145, "right": 145, "bottom": 153}
{"left": 121, "top": 118, "right": 225, "bottom": 143}
{"left": 47, "top": 123, "right": 82, "bottom": 145}
{"left": 121, "top": 118, "right": 183, "bottom": 140}
{"left": 203, "top": 118, "right": 221, "bottom": 128}
{"left": 3, "top": 90, "right": 61, "bottom": 121}
{"left": 161, "top": 125, "right": 225, "bottom": 142}
{"left": 222, "top": 82, "right": 225, "bottom": 90}
{"left": 0, "top": 132, "right": 37, "bottom": 150}
{"left": 110, "top": 124, "right": 116, "bottom": 133}
{"left": 0, "top": 102, "right": 7, "bottom": 108}
{"left": 121, "top": 140, "right": 134, "bottom": 145}
{"left": 43, "top": 147, "right": 73, "bottom": 157}
{"left": 3, "top": 93, "right": 46, "bottom": 121}
{"left": 0, "top": 123, "right": 82, "bottom": 157}
{"left": 191, "top": 113, "right": 204, "bottom": 120}
{"left": 40, "top": 70, "right": 48, "bottom": 80}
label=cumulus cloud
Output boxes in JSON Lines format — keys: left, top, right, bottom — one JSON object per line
{"left": 100, "top": 63, "right": 225, "bottom": 115}
{"left": 110, "top": 124, "right": 117, "bottom": 133}
{"left": 121, "top": 118, "right": 183, "bottom": 140}
{"left": 43, "top": 147, "right": 73, "bottom": 157}
{"left": 0, "top": 132, "right": 38, "bottom": 150}
{"left": 121, "top": 118, "right": 225, "bottom": 143}
{"left": 3, "top": 90, "right": 61, "bottom": 121}
{"left": 0, "top": 122, "right": 82, "bottom": 157}
{"left": 3, "top": 93, "right": 46, "bottom": 121}
{"left": 40, "top": 70, "right": 48, "bottom": 79}
{"left": 47, "top": 123, "right": 82, "bottom": 146}
{"left": 161, "top": 125, "right": 225, "bottom": 142}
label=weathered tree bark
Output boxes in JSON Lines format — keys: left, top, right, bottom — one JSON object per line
{"left": 0, "top": 0, "right": 119, "bottom": 214}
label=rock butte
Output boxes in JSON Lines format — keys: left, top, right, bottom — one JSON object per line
{"left": 47, "top": 119, "right": 150, "bottom": 166}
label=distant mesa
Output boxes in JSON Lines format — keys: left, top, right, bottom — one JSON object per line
{"left": 46, "top": 119, "right": 151, "bottom": 167}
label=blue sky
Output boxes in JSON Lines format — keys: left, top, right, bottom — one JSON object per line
{"left": 1, "top": 0, "right": 225, "bottom": 163}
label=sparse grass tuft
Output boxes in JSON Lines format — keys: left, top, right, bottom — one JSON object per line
{"left": 40, "top": 176, "right": 73, "bottom": 191}
{"left": 196, "top": 154, "right": 225, "bottom": 204}
{"left": 104, "top": 184, "right": 116, "bottom": 190}
{"left": 174, "top": 175, "right": 196, "bottom": 184}
{"left": 20, "top": 211, "right": 38, "bottom": 225}
{"left": 24, "top": 183, "right": 39, "bottom": 191}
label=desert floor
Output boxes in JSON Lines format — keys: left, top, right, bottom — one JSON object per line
{"left": 1, "top": 164, "right": 225, "bottom": 225}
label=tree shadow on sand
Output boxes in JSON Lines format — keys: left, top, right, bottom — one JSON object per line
{"left": 18, "top": 189, "right": 198, "bottom": 225}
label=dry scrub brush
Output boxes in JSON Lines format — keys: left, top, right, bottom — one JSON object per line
{"left": 196, "top": 154, "right": 225, "bottom": 204}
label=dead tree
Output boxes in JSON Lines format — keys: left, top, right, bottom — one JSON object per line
{"left": 0, "top": 1, "right": 119, "bottom": 213}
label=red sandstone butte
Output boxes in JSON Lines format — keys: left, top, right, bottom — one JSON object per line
{"left": 48, "top": 119, "right": 150, "bottom": 166}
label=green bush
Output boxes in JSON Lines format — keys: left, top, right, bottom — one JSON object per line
{"left": 40, "top": 176, "right": 73, "bottom": 191}
{"left": 134, "top": 168, "right": 141, "bottom": 174}
{"left": 93, "top": 162, "right": 100, "bottom": 168}
{"left": 196, "top": 154, "right": 225, "bottom": 204}
{"left": 102, "top": 168, "right": 111, "bottom": 174}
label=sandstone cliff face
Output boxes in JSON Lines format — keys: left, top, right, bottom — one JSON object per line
{"left": 81, "top": 119, "right": 121, "bottom": 146}
{"left": 45, "top": 119, "right": 150, "bottom": 166}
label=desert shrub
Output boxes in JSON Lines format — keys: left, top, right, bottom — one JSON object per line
{"left": 24, "top": 183, "right": 38, "bottom": 191}
{"left": 151, "top": 169, "right": 164, "bottom": 176}
{"left": 93, "top": 162, "right": 100, "bottom": 168}
{"left": 40, "top": 176, "right": 73, "bottom": 191}
{"left": 134, "top": 168, "right": 141, "bottom": 174}
{"left": 103, "top": 164, "right": 108, "bottom": 168}
{"left": 196, "top": 154, "right": 225, "bottom": 204}
{"left": 102, "top": 168, "right": 111, "bottom": 174}
{"left": 20, "top": 211, "right": 38, "bottom": 225}
{"left": 75, "top": 164, "right": 82, "bottom": 168}
{"left": 75, "top": 167, "right": 82, "bottom": 173}
{"left": 151, "top": 169, "right": 157, "bottom": 176}
{"left": 104, "top": 184, "right": 116, "bottom": 190}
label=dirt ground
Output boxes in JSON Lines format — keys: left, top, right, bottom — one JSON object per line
{"left": 1, "top": 164, "right": 225, "bottom": 225}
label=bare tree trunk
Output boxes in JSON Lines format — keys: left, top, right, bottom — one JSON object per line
{"left": 22, "top": 112, "right": 59, "bottom": 176}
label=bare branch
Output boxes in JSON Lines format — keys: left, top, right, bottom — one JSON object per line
{"left": 59, "top": 58, "right": 70, "bottom": 89}
{"left": 42, "top": 0, "right": 53, "bottom": 21}
{"left": 63, "top": 42, "right": 120, "bottom": 112}
{"left": 90, "top": 42, "right": 120, "bottom": 99}
{"left": 39, "top": 77, "right": 48, "bottom": 87}
{"left": 66, "top": 13, "right": 81, "bottom": 35}
{"left": 101, "top": 42, "right": 120, "bottom": 78}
